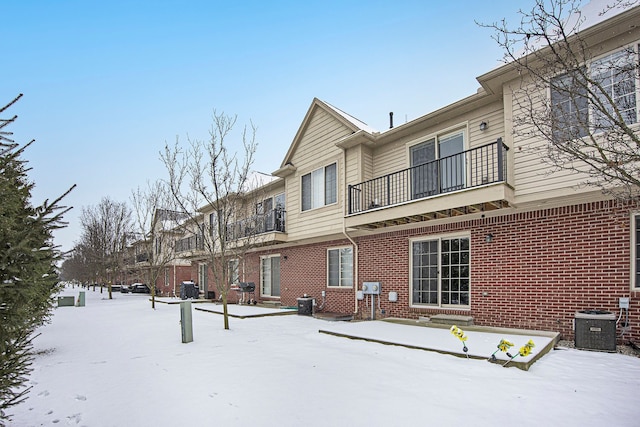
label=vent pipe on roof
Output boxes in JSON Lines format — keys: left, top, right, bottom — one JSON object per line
{"left": 389, "top": 112, "right": 394, "bottom": 129}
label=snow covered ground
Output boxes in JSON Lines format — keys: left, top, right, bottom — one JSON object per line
{"left": 7, "top": 286, "right": 640, "bottom": 426}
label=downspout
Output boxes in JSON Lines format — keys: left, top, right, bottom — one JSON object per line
{"left": 341, "top": 149, "right": 359, "bottom": 315}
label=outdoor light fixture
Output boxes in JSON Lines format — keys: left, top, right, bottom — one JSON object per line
{"left": 485, "top": 233, "right": 494, "bottom": 242}
{"left": 479, "top": 121, "right": 488, "bottom": 131}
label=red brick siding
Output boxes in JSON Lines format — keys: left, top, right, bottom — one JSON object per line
{"left": 355, "top": 201, "right": 639, "bottom": 342}
{"left": 153, "top": 265, "right": 192, "bottom": 297}
{"left": 247, "top": 240, "right": 357, "bottom": 313}
{"left": 237, "top": 201, "right": 639, "bottom": 343}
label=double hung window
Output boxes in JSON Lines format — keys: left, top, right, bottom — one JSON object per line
{"left": 302, "top": 163, "right": 337, "bottom": 211}
{"left": 551, "top": 45, "right": 638, "bottom": 140}
{"left": 327, "top": 247, "right": 353, "bottom": 287}
{"left": 550, "top": 68, "right": 589, "bottom": 140}
{"left": 591, "top": 48, "right": 637, "bottom": 129}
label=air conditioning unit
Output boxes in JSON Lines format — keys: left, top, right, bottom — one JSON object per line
{"left": 574, "top": 310, "right": 617, "bottom": 352}
{"left": 297, "top": 297, "right": 313, "bottom": 316}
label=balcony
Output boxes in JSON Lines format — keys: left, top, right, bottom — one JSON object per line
{"left": 175, "top": 234, "right": 204, "bottom": 254}
{"left": 346, "top": 140, "right": 513, "bottom": 229}
{"left": 226, "top": 208, "right": 287, "bottom": 245}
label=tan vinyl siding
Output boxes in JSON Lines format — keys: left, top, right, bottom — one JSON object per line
{"left": 285, "top": 108, "right": 353, "bottom": 241}
{"left": 372, "top": 101, "right": 505, "bottom": 180}
{"left": 344, "top": 145, "right": 373, "bottom": 185}
{"left": 467, "top": 104, "right": 505, "bottom": 149}
{"left": 509, "top": 77, "right": 593, "bottom": 201}
{"left": 362, "top": 146, "right": 373, "bottom": 183}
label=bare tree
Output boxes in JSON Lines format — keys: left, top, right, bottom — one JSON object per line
{"left": 480, "top": 0, "right": 640, "bottom": 201}
{"left": 60, "top": 244, "right": 92, "bottom": 284}
{"left": 131, "top": 181, "right": 185, "bottom": 309}
{"left": 162, "top": 110, "right": 258, "bottom": 330}
{"left": 78, "top": 197, "right": 132, "bottom": 298}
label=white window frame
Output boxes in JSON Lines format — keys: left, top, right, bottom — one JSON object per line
{"left": 260, "top": 254, "right": 281, "bottom": 297}
{"left": 591, "top": 45, "right": 638, "bottom": 128}
{"left": 228, "top": 259, "right": 239, "bottom": 285}
{"left": 550, "top": 67, "right": 589, "bottom": 140}
{"left": 550, "top": 43, "right": 640, "bottom": 138}
{"left": 209, "top": 212, "right": 218, "bottom": 237}
{"left": 327, "top": 246, "right": 354, "bottom": 288}
{"left": 301, "top": 162, "right": 337, "bottom": 211}
{"left": 409, "top": 232, "right": 471, "bottom": 309}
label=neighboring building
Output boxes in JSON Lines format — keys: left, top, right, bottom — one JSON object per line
{"left": 122, "top": 210, "right": 192, "bottom": 297}
{"left": 158, "top": 5, "right": 639, "bottom": 343}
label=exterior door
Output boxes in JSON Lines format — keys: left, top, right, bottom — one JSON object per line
{"left": 274, "top": 193, "right": 285, "bottom": 231}
{"left": 262, "top": 197, "right": 273, "bottom": 232}
{"left": 410, "top": 132, "right": 465, "bottom": 199}
{"left": 438, "top": 132, "right": 465, "bottom": 192}
{"left": 261, "top": 256, "right": 281, "bottom": 297}
{"left": 411, "top": 139, "right": 437, "bottom": 198}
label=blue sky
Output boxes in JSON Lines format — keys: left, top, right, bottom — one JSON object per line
{"left": 3, "top": 0, "right": 535, "bottom": 253}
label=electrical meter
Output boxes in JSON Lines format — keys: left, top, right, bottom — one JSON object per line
{"left": 362, "top": 282, "right": 381, "bottom": 295}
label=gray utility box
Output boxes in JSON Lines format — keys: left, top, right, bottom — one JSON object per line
{"left": 180, "top": 301, "right": 193, "bottom": 343}
{"left": 575, "top": 310, "right": 617, "bottom": 352}
{"left": 57, "top": 296, "right": 75, "bottom": 307}
{"left": 297, "top": 297, "right": 313, "bottom": 316}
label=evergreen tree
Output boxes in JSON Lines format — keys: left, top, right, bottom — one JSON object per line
{"left": 0, "top": 94, "right": 74, "bottom": 422}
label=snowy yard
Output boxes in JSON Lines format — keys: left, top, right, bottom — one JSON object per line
{"left": 8, "top": 286, "right": 640, "bottom": 426}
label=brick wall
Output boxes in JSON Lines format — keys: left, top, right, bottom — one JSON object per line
{"left": 243, "top": 201, "right": 638, "bottom": 343}
{"left": 247, "top": 239, "right": 356, "bottom": 312}
{"left": 356, "top": 200, "right": 639, "bottom": 342}
{"left": 154, "top": 265, "right": 192, "bottom": 297}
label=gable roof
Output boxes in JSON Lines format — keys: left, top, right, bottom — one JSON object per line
{"left": 274, "top": 98, "right": 377, "bottom": 174}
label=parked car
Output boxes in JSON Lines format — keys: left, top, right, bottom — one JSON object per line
{"left": 120, "top": 285, "right": 130, "bottom": 293}
{"left": 130, "top": 283, "right": 150, "bottom": 294}
{"left": 111, "top": 284, "right": 122, "bottom": 292}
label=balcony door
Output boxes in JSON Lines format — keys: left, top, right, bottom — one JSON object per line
{"left": 438, "top": 132, "right": 465, "bottom": 192}
{"left": 411, "top": 139, "right": 437, "bottom": 199}
{"left": 410, "top": 131, "right": 464, "bottom": 199}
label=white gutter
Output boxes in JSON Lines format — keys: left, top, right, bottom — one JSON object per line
{"left": 341, "top": 149, "right": 359, "bottom": 315}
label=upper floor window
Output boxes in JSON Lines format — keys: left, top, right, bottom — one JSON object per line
{"left": 155, "top": 237, "right": 161, "bottom": 256}
{"left": 550, "top": 68, "right": 589, "bottom": 140}
{"left": 209, "top": 212, "right": 217, "bottom": 237}
{"left": 551, "top": 44, "right": 638, "bottom": 140}
{"left": 591, "top": 48, "right": 637, "bottom": 129}
{"left": 301, "top": 163, "right": 337, "bottom": 211}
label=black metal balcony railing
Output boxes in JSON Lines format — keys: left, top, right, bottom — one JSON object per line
{"left": 348, "top": 139, "right": 508, "bottom": 215}
{"left": 175, "top": 233, "right": 204, "bottom": 253}
{"left": 226, "top": 208, "right": 286, "bottom": 240}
